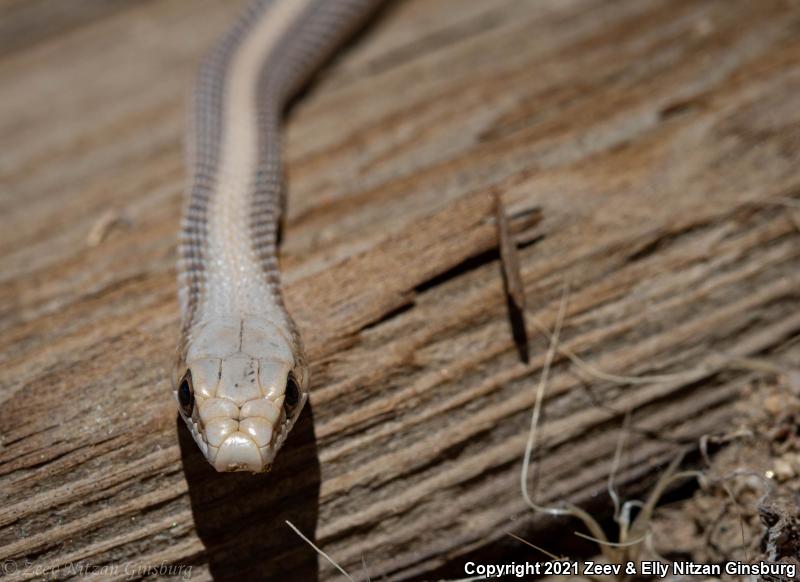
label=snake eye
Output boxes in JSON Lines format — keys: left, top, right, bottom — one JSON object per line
{"left": 284, "top": 373, "right": 300, "bottom": 415}
{"left": 178, "top": 370, "right": 194, "bottom": 417}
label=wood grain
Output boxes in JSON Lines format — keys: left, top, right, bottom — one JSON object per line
{"left": 2, "top": 0, "right": 800, "bottom": 580}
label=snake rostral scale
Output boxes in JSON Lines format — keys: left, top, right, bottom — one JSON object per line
{"left": 175, "top": 0, "right": 381, "bottom": 472}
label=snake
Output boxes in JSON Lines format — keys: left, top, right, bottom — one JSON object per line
{"left": 175, "top": 0, "right": 381, "bottom": 472}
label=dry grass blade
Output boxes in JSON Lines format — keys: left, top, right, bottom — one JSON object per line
{"left": 285, "top": 520, "right": 356, "bottom": 582}
{"left": 519, "top": 284, "right": 620, "bottom": 563}
{"left": 518, "top": 292, "right": 716, "bottom": 567}
{"left": 608, "top": 409, "right": 632, "bottom": 525}
{"left": 628, "top": 454, "right": 701, "bottom": 543}
{"left": 520, "top": 283, "right": 571, "bottom": 516}
{"left": 528, "top": 316, "right": 707, "bottom": 386}
{"left": 506, "top": 531, "right": 563, "bottom": 560}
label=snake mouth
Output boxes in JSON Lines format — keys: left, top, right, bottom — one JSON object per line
{"left": 183, "top": 416, "right": 278, "bottom": 472}
{"left": 213, "top": 432, "right": 269, "bottom": 472}
{"left": 178, "top": 394, "right": 284, "bottom": 472}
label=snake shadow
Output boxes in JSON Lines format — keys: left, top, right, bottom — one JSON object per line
{"left": 179, "top": 403, "right": 321, "bottom": 581}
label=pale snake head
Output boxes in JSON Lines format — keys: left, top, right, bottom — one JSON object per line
{"left": 174, "top": 318, "right": 308, "bottom": 472}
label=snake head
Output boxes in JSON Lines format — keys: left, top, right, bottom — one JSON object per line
{"left": 176, "top": 358, "right": 308, "bottom": 472}
{"left": 175, "top": 319, "right": 308, "bottom": 472}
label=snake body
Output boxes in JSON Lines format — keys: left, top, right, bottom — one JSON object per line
{"left": 175, "top": 0, "right": 380, "bottom": 472}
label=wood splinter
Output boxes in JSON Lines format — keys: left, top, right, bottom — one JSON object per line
{"left": 493, "top": 189, "right": 530, "bottom": 364}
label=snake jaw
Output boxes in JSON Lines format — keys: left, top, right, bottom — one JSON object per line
{"left": 177, "top": 398, "right": 280, "bottom": 473}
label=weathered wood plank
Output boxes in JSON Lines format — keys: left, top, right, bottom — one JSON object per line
{"left": 1, "top": 0, "right": 799, "bottom": 580}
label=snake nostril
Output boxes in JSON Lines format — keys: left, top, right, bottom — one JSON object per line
{"left": 178, "top": 370, "right": 195, "bottom": 417}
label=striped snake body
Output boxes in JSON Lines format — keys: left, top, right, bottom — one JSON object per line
{"left": 175, "top": 0, "right": 380, "bottom": 472}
